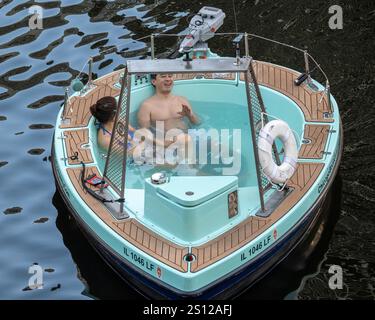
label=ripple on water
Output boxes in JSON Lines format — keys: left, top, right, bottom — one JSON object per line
{"left": 3, "top": 207, "right": 23, "bottom": 215}
{"left": 27, "top": 95, "right": 64, "bottom": 109}
{"left": 45, "top": 72, "right": 74, "bottom": 87}
{"left": 33, "top": 217, "right": 49, "bottom": 224}
{"left": 29, "top": 28, "right": 82, "bottom": 60}
{"left": 0, "top": 86, "right": 7, "bottom": 95}
{"left": 29, "top": 124, "right": 54, "bottom": 130}
{"left": 27, "top": 148, "right": 45, "bottom": 155}
{"left": 0, "top": 161, "right": 9, "bottom": 168}
{"left": 98, "top": 58, "right": 113, "bottom": 70}
{"left": 74, "top": 32, "right": 108, "bottom": 48}
{"left": 50, "top": 284, "right": 62, "bottom": 291}
{"left": 0, "top": 52, "right": 19, "bottom": 64}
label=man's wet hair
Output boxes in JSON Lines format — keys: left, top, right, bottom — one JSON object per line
{"left": 150, "top": 74, "right": 157, "bottom": 87}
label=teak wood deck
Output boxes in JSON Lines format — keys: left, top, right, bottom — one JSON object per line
{"left": 67, "top": 166, "right": 189, "bottom": 272}
{"left": 60, "top": 61, "right": 332, "bottom": 272}
{"left": 249, "top": 61, "right": 333, "bottom": 123}
{"left": 64, "top": 129, "right": 93, "bottom": 165}
{"left": 60, "top": 71, "right": 121, "bottom": 129}
{"left": 299, "top": 125, "right": 330, "bottom": 159}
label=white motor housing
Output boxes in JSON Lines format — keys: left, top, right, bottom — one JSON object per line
{"left": 179, "top": 7, "right": 225, "bottom": 52}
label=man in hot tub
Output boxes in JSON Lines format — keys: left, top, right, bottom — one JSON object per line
{"left": 135, "top": 74, "right": 200, "bottom": 165}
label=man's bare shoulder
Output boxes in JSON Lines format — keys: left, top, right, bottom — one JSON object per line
{"left": 177, "top": 96, "right": 190, "bottom": 104}
{"left": 139, "top": 97, "right": 155, "bottom": 110}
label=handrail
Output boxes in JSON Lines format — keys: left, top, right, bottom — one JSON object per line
{"left": 75, "top": 31, "right": 332, "bottom": 110}
{"left": 152, "top": 32, "right": 329, "bottom": 83}
{"left": 78, "top": 31, "right": 329, "bottom": 81}
{"left": 305, "top": 52, "right": 329, "bottom": 84}
{"left": 79, "top": 31, "right": 330, "bottom": 85}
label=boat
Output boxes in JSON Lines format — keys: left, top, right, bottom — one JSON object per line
{"left": 51, "top": 7, "right": 343, "bottom": 299}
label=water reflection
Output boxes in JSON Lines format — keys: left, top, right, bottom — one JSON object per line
{"left": 53, "top": 191, "right": 144, "bottom": 300}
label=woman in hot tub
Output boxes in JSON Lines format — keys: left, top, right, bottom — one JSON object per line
{"left": 90, "top": 96, "right": 136, "bottom": 151}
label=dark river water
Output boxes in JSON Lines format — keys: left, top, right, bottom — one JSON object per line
{"left": 0, "top": 0, "right": 374, "bottom": 300}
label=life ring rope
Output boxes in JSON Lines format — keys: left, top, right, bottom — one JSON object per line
{"left": 261, "top": 166, "right": 289, "bottom": 192}
{"left": 260, "top": 112, "right": 301, "bottom": 149}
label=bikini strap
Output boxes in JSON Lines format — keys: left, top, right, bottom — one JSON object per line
{"left": 98, "top": 123, "right": 112, "bottom": 136}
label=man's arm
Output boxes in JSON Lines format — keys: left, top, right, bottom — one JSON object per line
{"left": 138, "top": 102, "right": 152, "bottom": 128}
{"left": 180, "top": 97, "right": 200, "bottom": 125}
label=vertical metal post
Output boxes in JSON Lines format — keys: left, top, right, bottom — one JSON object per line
{"left": 248, "top": 64, "right": 281, "bottom": 166}
{"left": 88, "top": 56, "right": 93, "bottom": 87}
{"left": 244, "top": 70, "right": 265, "bottom": 212}
{"left": 61, "top": 87, "right": 69, "bottom": 120}
{"left": 244, "top": 32, "right": 249, "bottom": 58}
{"left": 102, "top": 67, "right": 128, "bottom": 195}
{"left": 234, "top": 43, "right": 240, "bottom": 66}
{"left": 304, "top": 50, "right": 312, "bottom": 84}
{"left": 151, "top": 34, "right": 155, "bottom": 60}
{"left": 326, "top": 80, "right": 332, "bottom": 112}
{"left": 119, "top": 75, "right": 132, "bottom": 213}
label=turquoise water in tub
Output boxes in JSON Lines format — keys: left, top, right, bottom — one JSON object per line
{"left": 97, "top": 101, "right": 256, "bottom": 189}
{"left": 96, "top": 84, "right": 305, "bottom": 190}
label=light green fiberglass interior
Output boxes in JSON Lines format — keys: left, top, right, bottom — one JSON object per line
{"left": 94, "top": 78, "right": 304, "bottom": 193}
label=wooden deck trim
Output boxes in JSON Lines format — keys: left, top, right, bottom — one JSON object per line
{"left": 66, "top": 166, "right": 189, "bottom": 272}
{"left": 93, "top": 70, "right": 122, "bottom": 89}
{"left": 240, "top": 61, "right": 333, "bottom": 123}
{"left": 190, "top": 162, "right": 324, "bottom": 272}
{"left": 64, "top": 129, "right": 93, "bottom": 165}
{"left": 299, "top": 125, "right": 330, "bottom": 159}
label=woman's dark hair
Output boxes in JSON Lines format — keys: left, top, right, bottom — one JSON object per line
{"left": 90, "top": 96, "right": 117, "bottom": 124}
